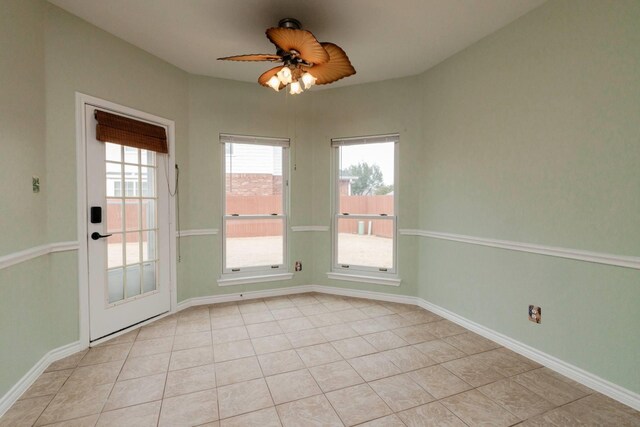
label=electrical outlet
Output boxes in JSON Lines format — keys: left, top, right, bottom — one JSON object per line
{"left": 32, "top": 176, "right": 40, "bottom": 193}
{"left": 295, "top": 261, "right": 302, "bottom": 271}
{"left": 528, "top": 305, "right": 541, "bottom": 324}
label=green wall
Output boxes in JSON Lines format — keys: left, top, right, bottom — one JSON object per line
{"left": 417, "top": 0, "right": 640, "bottom": 393}
{"left": 0, "top": 0, "right": 47, "bottom": 255}
{"left": 0, "top": 0, "right": 51, "bottom": 397}
{"left": 2, "top": 0, "right": 639, "bottom": 403}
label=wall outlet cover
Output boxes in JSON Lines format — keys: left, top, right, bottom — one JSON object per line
{"left": 529, "top": 305, "right": 541, "bottom": 324}
{"left": 32, "top": 176, "right": 40, "bottom": 193}
{"left": 295, "top": 261, "right": 302, "bottom": 272}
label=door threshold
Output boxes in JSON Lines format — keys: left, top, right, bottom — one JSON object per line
{"left": 89, "top": 310, "right": 171, "bottom": 347}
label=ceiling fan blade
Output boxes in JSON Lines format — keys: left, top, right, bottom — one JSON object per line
{"left": 218, "top": 54, "right": 282, "bottom": 62}
{"left": 266, "top": 27, "right": 330, "bottom": 65}
{"left": 302, "top": 43, "right": 355, "bottom": 85}
{"left": 258, "top": 66, "right": 285, "bottom": 89}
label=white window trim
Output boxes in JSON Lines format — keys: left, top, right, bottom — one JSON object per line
{"left": 220, "top": 134, "right": 290, "bottom": 283}
{"left": 331, "top": 134, "right": 400, "bottom": 278}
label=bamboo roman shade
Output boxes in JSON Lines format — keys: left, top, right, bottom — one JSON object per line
{"left": 95, "top": 110, "right": 168, "bottom": 154}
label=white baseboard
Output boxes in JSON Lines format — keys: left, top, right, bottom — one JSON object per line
{"left": 178, "top": 284, "right": 640, "bottom": 410}
{"left": 0, "top": 340, "right": 84, "bottom": 417}
{"left": 176, "top": 285, "right": 317, "bottom": 311}
{"left": 417, "top": 299, "right": 640, "bottom": 411}
{"left": 311, "top": 285, "right": 416, "bottom": 305}
{"left": 3, "top": 283, "right": 638, "bottom": 418}
{"left": 325, "top": 272, "right": 402, "bottom": 287}
{"left": 217, "top": 273, "right": 294, "bottom": 287}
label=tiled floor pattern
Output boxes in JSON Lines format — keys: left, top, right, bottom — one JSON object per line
{"left": 1, "top": 292, "right": 639, "bottom": 426}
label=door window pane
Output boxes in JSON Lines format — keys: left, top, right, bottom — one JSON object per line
{"left": 123, "top": 146, "right": 138, "bottom": 164}
{"left": 107, "top": 234, "right": 123, "bottom": 269}
{"left": 108, "top": 268, "right": 124, "bottom": 303}
{"left": 124, "top": 165, "right": 140, "bottom": 196}
{"left": 124, "top": 200, "right": 140, "bottom": 231}
{"left": 106, "top": 162, "right": 122, "bottom": 197}
{"left": 142, "top": 262, "right": 157, "bottom": 293}
{"left": 225, "top": 219, "right": 283, "bottom": 269}
{"left": 125, "top": 232, "right": 141, "bottom": 264}
{"left": 140, "top": 149, "right": 155, "bottom": 166}
{"left": 142, "top": 199, "right": 156, "bottom": 229}
{"left": 106, "top": 143, "right": 122, "bottom": 162}
{"left": 103, "top": 140, "right": 159, "bottom": 305}
{"left": 125, "top": 264, "right": 141, "bottom": 298}
{"left": 107, "top": 199, "right": 123, "bottom": 233}
{"left": 142, "top": 231, "right": 156, "bottom": 261}
{"left": 337, "top": 218, "right": 394, "bottom": 269}
{"left": 141, "top": 166, "right": 155, "bottom": 197}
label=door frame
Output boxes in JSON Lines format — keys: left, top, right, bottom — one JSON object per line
{"left": 75, "top": 92, "right": 177, "bottom": 346}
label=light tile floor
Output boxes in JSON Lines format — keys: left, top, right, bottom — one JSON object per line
{"left": 1, "top": 293, "right": 639, "bottom": 426}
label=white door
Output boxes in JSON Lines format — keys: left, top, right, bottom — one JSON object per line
{"left": 85, "top": 105, "right": 171, "bottom": 341}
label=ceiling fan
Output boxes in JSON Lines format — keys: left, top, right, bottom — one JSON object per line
{"left": 218, "top": 18, "right": 356, "bottom": 94}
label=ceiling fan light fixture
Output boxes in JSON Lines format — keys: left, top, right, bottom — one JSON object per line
{"left": 289, "top": 81, "right": 303, "bottom": 95}
{"left": 267, "top": 75, "right": 281, "bottom": 91}
{"left": 219, "top": 18, "right": 356, "bottom": 94}
{"left": 301, "top": 72, "right": 316, "bottom": 89}
{"left": 277, "top": 66, "right": 293, "bottom": 84}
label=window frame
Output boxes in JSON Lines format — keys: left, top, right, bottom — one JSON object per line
{"left": 331, "top": 134, "right": 399, "bottom": 277}
{"left": 220, "top": 134, "right": 290, "bottom": 278}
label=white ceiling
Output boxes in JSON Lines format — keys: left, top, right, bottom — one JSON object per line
{"left": 49, "top": 0, "right": 546, "bottom": 88}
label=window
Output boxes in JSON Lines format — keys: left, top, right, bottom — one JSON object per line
{"left": 332, "top": 134, "right": 398, "bottom": 275}
{"left": 221, "top": 134, "right": 289, "bottom": 276}
{"left": 105, "top": 142, "right": 158, "bottom": 303}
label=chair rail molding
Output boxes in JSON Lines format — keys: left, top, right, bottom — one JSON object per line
{"left": 399, "top": 229, "right": 640, "bottom": 270}
{"left": 291, "top": 225, "right": 330, "bottom": 232}
{"left": 177, "top": 228, "right": 219, "bottom": 237}
{"left": 0, "top": 241, "right": 79, "bottom": 271}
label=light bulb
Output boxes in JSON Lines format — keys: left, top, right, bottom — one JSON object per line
{"left": 267, "top": 75, "right": 280, "bottom": 91}
{"left": 289, "top": 81, "right": 303, "bottom": 95}
{"left": 276, "top": 67, "right": 292, "bottom": 85}
{"left": 301, "top": 72, "right": 316, "bottom": 89}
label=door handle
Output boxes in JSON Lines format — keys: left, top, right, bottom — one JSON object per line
{"left": 91, "top": 232, "right": 112, "bottom": 240}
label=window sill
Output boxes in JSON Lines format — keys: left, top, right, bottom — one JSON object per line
{"left": 326, "top": 272, "right": 401, "bottom": 287}
{"left": 217, "top": 272, "right": 294, "bottom": 287}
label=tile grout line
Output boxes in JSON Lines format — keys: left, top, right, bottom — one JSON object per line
{"left": 245, "top": 297, "right": 283, "bottom": 425}
{"left": 213, "top": 320, "right": 222, "bottom": 424}
{"left": 209, "top": 298, "right": 595, "bottom": 424}
{"left": 287, "top": 293, "right": 351, "bottom": 425}
{"left": 7, "top": 293, "right": 629, "bottom": 426}
{"left": 33, "top": 351, "right": 96, "bottom": 425}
